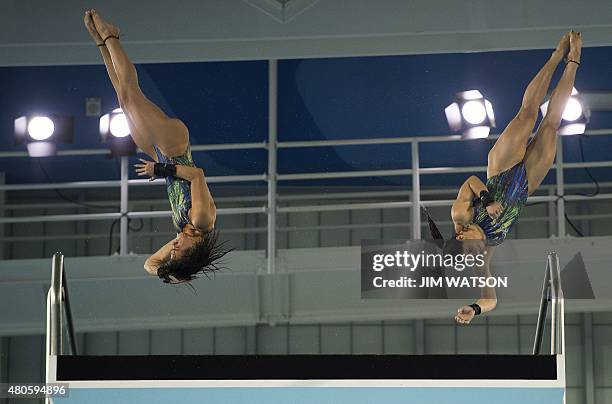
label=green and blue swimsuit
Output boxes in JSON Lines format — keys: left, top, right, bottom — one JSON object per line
{"left": 472, "top": 161, "right": 529, "bottom": 245}
{"left": 153, "top": 144, "right": 194, "bottom": 232}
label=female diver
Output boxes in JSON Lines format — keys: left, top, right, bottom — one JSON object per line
{"left": 426, "top": 31, "right": 582, "bottom": 324}
{"left": 84, "top": 9, "right": 230, "bottom": 284}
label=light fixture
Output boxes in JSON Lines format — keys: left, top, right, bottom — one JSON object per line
{"left": 540, "top": 87, "right": 589, "bottom": 135}
{"left": 14, "top": 114, "right": 74, "bottom": 157}
{"left": 100, "top": 108, "right": 136, "bottom": 156}
{"left": 445, "top": 90, "right": 496, "bottom": 139}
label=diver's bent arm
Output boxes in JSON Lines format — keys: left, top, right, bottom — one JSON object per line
{"left": 466, "top": 175, "right": 488, "bottom": 197}
{"left": 451, "top": 176, "right": 488, "bottom": 225}
{"left": 174, "top": 165, "right": 216, "bottom": 232}
{"left": 144, "top": 239, "right": 174, "bottom": 275}
{"left": 189, "top": 171, "right": 216, "bottom": 232}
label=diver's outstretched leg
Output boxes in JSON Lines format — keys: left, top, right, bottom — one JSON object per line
{"left": 84, "top": 10, "right": 159, "bottom": 160}
{"left": 524, "top": 31, "right": 582, "bottom": 194}
{"left": 90, "top": 10, "right": 189, "bottom": 158}
{"left": 487, "top": 32, "right": 569, "bottom": 178}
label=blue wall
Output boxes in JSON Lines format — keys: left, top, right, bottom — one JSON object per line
{"left": 1, "top": 47, "right": 611, "bottom": 187}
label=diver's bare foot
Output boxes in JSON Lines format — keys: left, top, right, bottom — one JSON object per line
{"left": 550, "top": 32, "right": 569, "bottom": 63}
{"left": 90, "top": 9, "right": 120, "bottom": 43}
{"left": 554, "top": 32, "right": 570, "bottom": 58}
{"left": 84, "top": 10, "right": 103, "bottom": 45}
{"left": 568, "top": 30, "right": 582, "bottom": 63}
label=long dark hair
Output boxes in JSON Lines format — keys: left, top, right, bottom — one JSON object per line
{"left": 157, "top": 229, "right": 232, "bottom": 284}
{"left": 421, "top": 206, "right": 445, "bottom": 248}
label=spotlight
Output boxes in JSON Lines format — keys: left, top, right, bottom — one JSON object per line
{"left": 540, "top": 87, "right": 590, "bottom": 135}
{"left": 14, "top": 114, "right": 73, "bottom": 157}
{"left": 100, "top": 108, "right": 136, "bottom": 156}
{"left": 462, "top": 101, "right": 487, "bottom": 125}
{"left": 445, "top": 90, "right": 496, "bottom": 139}
{"left": 562, "top": 98, "right": 583, "bottom": 121}
{"left": 28, "top": 117, "right": 55, "bottom": 140}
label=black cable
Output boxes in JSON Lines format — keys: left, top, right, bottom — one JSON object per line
{"left": 564, "top": 212, "right": 585, "bottom": 237}
{"left": 526, "top": 193, "right": 586, "bottom": 237}
{"left": 108, "top": 218, "right": 120, "bottom": 255}
{"left": 37, "top": 159, "right": 126, "bottom": 255}
{"left": 524, "top": 134, "right": 601, "bottom": 237}
{"left": 37, "top": 159, "right": 118, "bottom": 211}
{"left": 35, "top": 159, "right": 145, "bottom": 254}
{"left": 562, "top": 135, "right": 600, "bottom": 236}
{"left": 108, "top": 216, "right": 145, "bottom": 255}
{"left": 575, "top": 135, "right": 600, "bottom": 197}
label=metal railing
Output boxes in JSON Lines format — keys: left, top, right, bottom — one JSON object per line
{"left": 0, "top": 56, "right": 610, "bottom": 271}
{"left": 2, "top": 133, "right": 612, "bottom": 252}
{"left": 533, "top": 252, "right": 565, "bottom": 355}
{"left": 2, "top": 128, "right": 612, "bottom": 270}
{"left": 3, "top": 129, "right": 612, "bottom": 268}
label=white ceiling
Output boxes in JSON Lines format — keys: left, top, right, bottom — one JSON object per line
{"left": 0, "top": 0, "right": 611, "bottom": 65}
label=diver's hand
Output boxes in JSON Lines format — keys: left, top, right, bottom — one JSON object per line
{"left": 486, "top": 202, "right": 502, "bottom": 220}
{"left": 134, "top": 158, "right": 155, "bottom": 181}
{"left": 455, "top": 305, "right": 476, "bottom": 325}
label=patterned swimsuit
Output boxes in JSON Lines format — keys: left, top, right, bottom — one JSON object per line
{"left": 472, "top": 161, "right": 529, "bottom": 245}
{"left": 153, "top": 144, "right": 194, "bottom": 232}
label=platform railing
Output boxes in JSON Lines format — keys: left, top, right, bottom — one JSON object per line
{"left": 45, "top": 253, "right": 77, "bottom": 385}
{"left": 533, "top": 252, "right": 565, "bottom": 355}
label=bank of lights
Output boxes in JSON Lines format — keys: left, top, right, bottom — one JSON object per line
{"left": 445, "top": 90, "right": 496, "bottom": 139}
{"left": 14, "top": 114, "right": 74, "bottom": 157}
{"left": 540, "top": 87, "right": 589, "bottom": 135}
{"left": 99, "top": 108, "right": 136, "bottom": 156}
